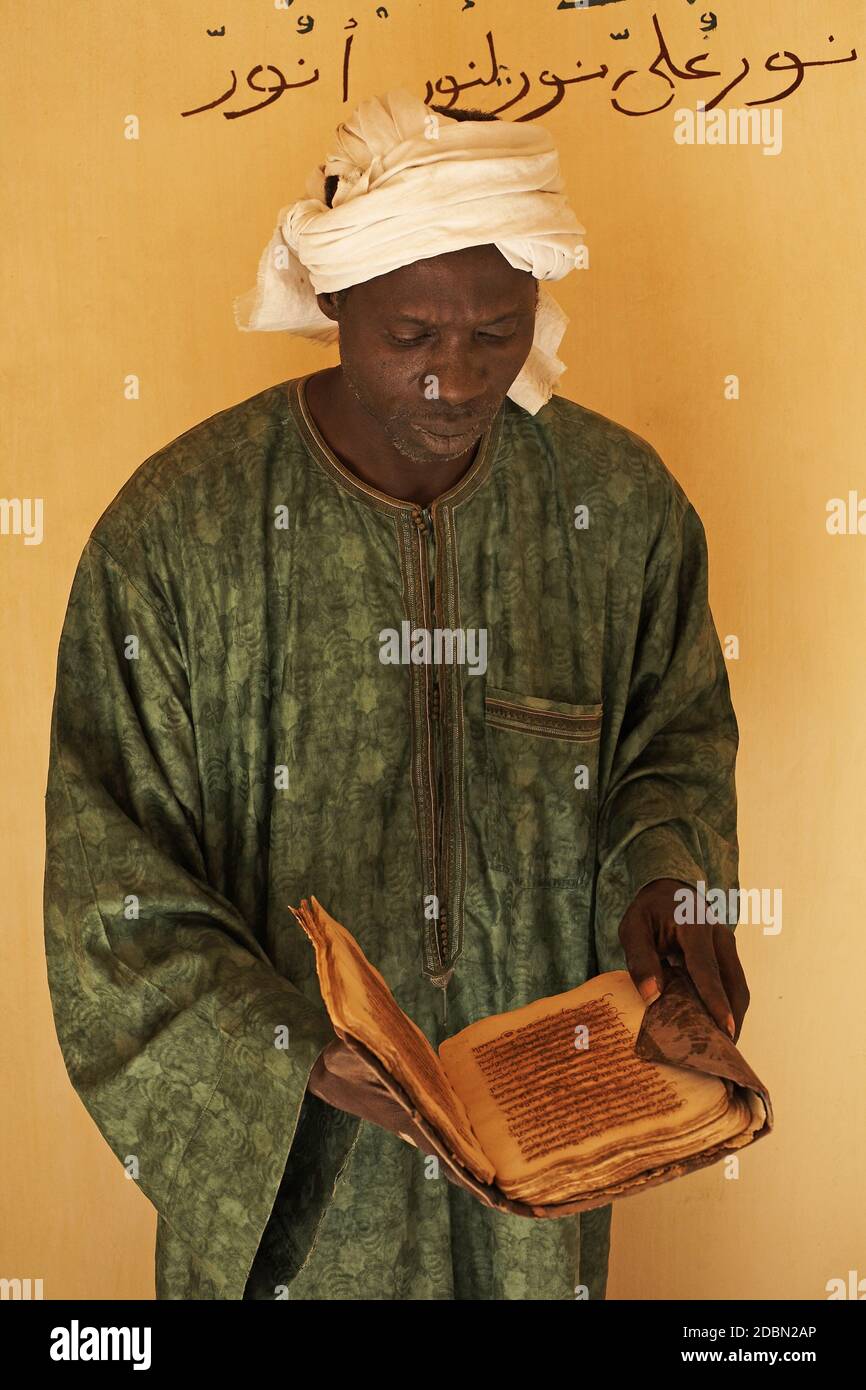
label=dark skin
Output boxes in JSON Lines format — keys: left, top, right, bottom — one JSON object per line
{"left": 304, "top": 243, "right": 538, "bottom": 506}
{"left": 619, "top": 878, "right": 750, "bottom": 1042}
{"left": 303, "top": 246, "right": 750, "bottom": 1130}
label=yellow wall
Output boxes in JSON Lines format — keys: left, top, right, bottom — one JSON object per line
{"left": 3, "top": 0, "right": 864, "bottom": 1299}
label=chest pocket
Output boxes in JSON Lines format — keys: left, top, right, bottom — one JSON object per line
{"left": 483, "top": 684, "right": 603, "bottom": 889}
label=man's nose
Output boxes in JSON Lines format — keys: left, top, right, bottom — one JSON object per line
{"left": 421, "top": 349, "right": 488, "bottom": 407}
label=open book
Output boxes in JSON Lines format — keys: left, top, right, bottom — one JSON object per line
{"left": 290, "top": 897, "right": 773, "bottom": 1218}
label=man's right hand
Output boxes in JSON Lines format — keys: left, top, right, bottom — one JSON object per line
{"left": 307, "top": 1039, "right": 428, "bottom": 1146}
{"left": 308, "top": 1039, "right": 510, "bottom": 1215}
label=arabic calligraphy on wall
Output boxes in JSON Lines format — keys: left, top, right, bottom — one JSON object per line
{"left": 181, "top": 3, "right": 858, "bottom": 121}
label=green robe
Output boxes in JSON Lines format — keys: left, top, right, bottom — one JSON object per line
{"left": 43, "top": 373, "right": 738, "bottom": 1300}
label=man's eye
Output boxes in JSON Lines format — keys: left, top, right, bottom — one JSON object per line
{"left": 388, "top": 330, "right": 515, "bottom": 346}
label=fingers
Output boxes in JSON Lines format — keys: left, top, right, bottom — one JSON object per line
{"left": 619, "top": 903, "right": 664, "bottom": 1003}
{"left": 713, "top": 923, "right": 750, "bottom": 1041}
{"left": 316, "top": 1041, "right": 429, "bottom": 1140}
{"left": 678, "top": 921, "right": 735, "bottom": 1037}
{"left": 620, "top": 883, "right": 752, "bottom": 1043}
{"left": 320, "top": 1040, "right": 376, "bottom": 1086}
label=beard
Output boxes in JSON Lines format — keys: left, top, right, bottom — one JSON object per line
{"left": 341, "top": 361, "right": 491, "bottom": 465}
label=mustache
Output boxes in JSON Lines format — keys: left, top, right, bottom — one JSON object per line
{"left": 409, "top": 414, "right": 492, "bottom": 432}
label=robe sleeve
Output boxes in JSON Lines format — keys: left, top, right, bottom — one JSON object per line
{"left": 593, "top": 469, "right": 739, "bottom": 974}
{"left": 43, "top": 535, "right": 337, "bottom": 1299}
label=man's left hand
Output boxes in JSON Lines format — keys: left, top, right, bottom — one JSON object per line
{"left": 618, "top": 877, "right": 750, "bottom": 1043}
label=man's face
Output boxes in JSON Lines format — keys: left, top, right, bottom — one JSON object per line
{"left": 317, "top": 244, "right": 539, "bottom": 464}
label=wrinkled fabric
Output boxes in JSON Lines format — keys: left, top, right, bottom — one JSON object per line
{"left": 233, "top": 87, "right": 587, "bottom": 414}
{"left": 43, "top": 372, "right": 738, "bottom": 1300}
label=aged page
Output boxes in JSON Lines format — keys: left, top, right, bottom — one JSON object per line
{"left": 291, "top": 897, "right": 496, "bottom": 1184}
{"left": 438, "top": 971, "right": 749, "bottom": 1201}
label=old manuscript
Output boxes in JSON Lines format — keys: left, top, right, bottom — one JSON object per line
{"left": 290, "top": 896, "right": 772, "bottom": 1215}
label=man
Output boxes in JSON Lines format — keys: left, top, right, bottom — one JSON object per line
{"left": 43, "top": 90, "right": 747, "bottom": 1301}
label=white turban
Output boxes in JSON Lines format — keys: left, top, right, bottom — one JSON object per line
{"left": 233, "top": 87, "right": 586, "bottom": 414}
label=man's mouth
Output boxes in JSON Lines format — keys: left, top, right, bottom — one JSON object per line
{"left": 411, "top": 421, "right": 485, "bottom": 442}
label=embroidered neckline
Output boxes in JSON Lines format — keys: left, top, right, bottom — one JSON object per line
{"left": 284, "top": 373, "right": 503, "bottom": 515}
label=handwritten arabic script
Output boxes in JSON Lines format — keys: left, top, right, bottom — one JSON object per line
{"left": 181, "top": 8, "right": 858, "bottom": 122}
